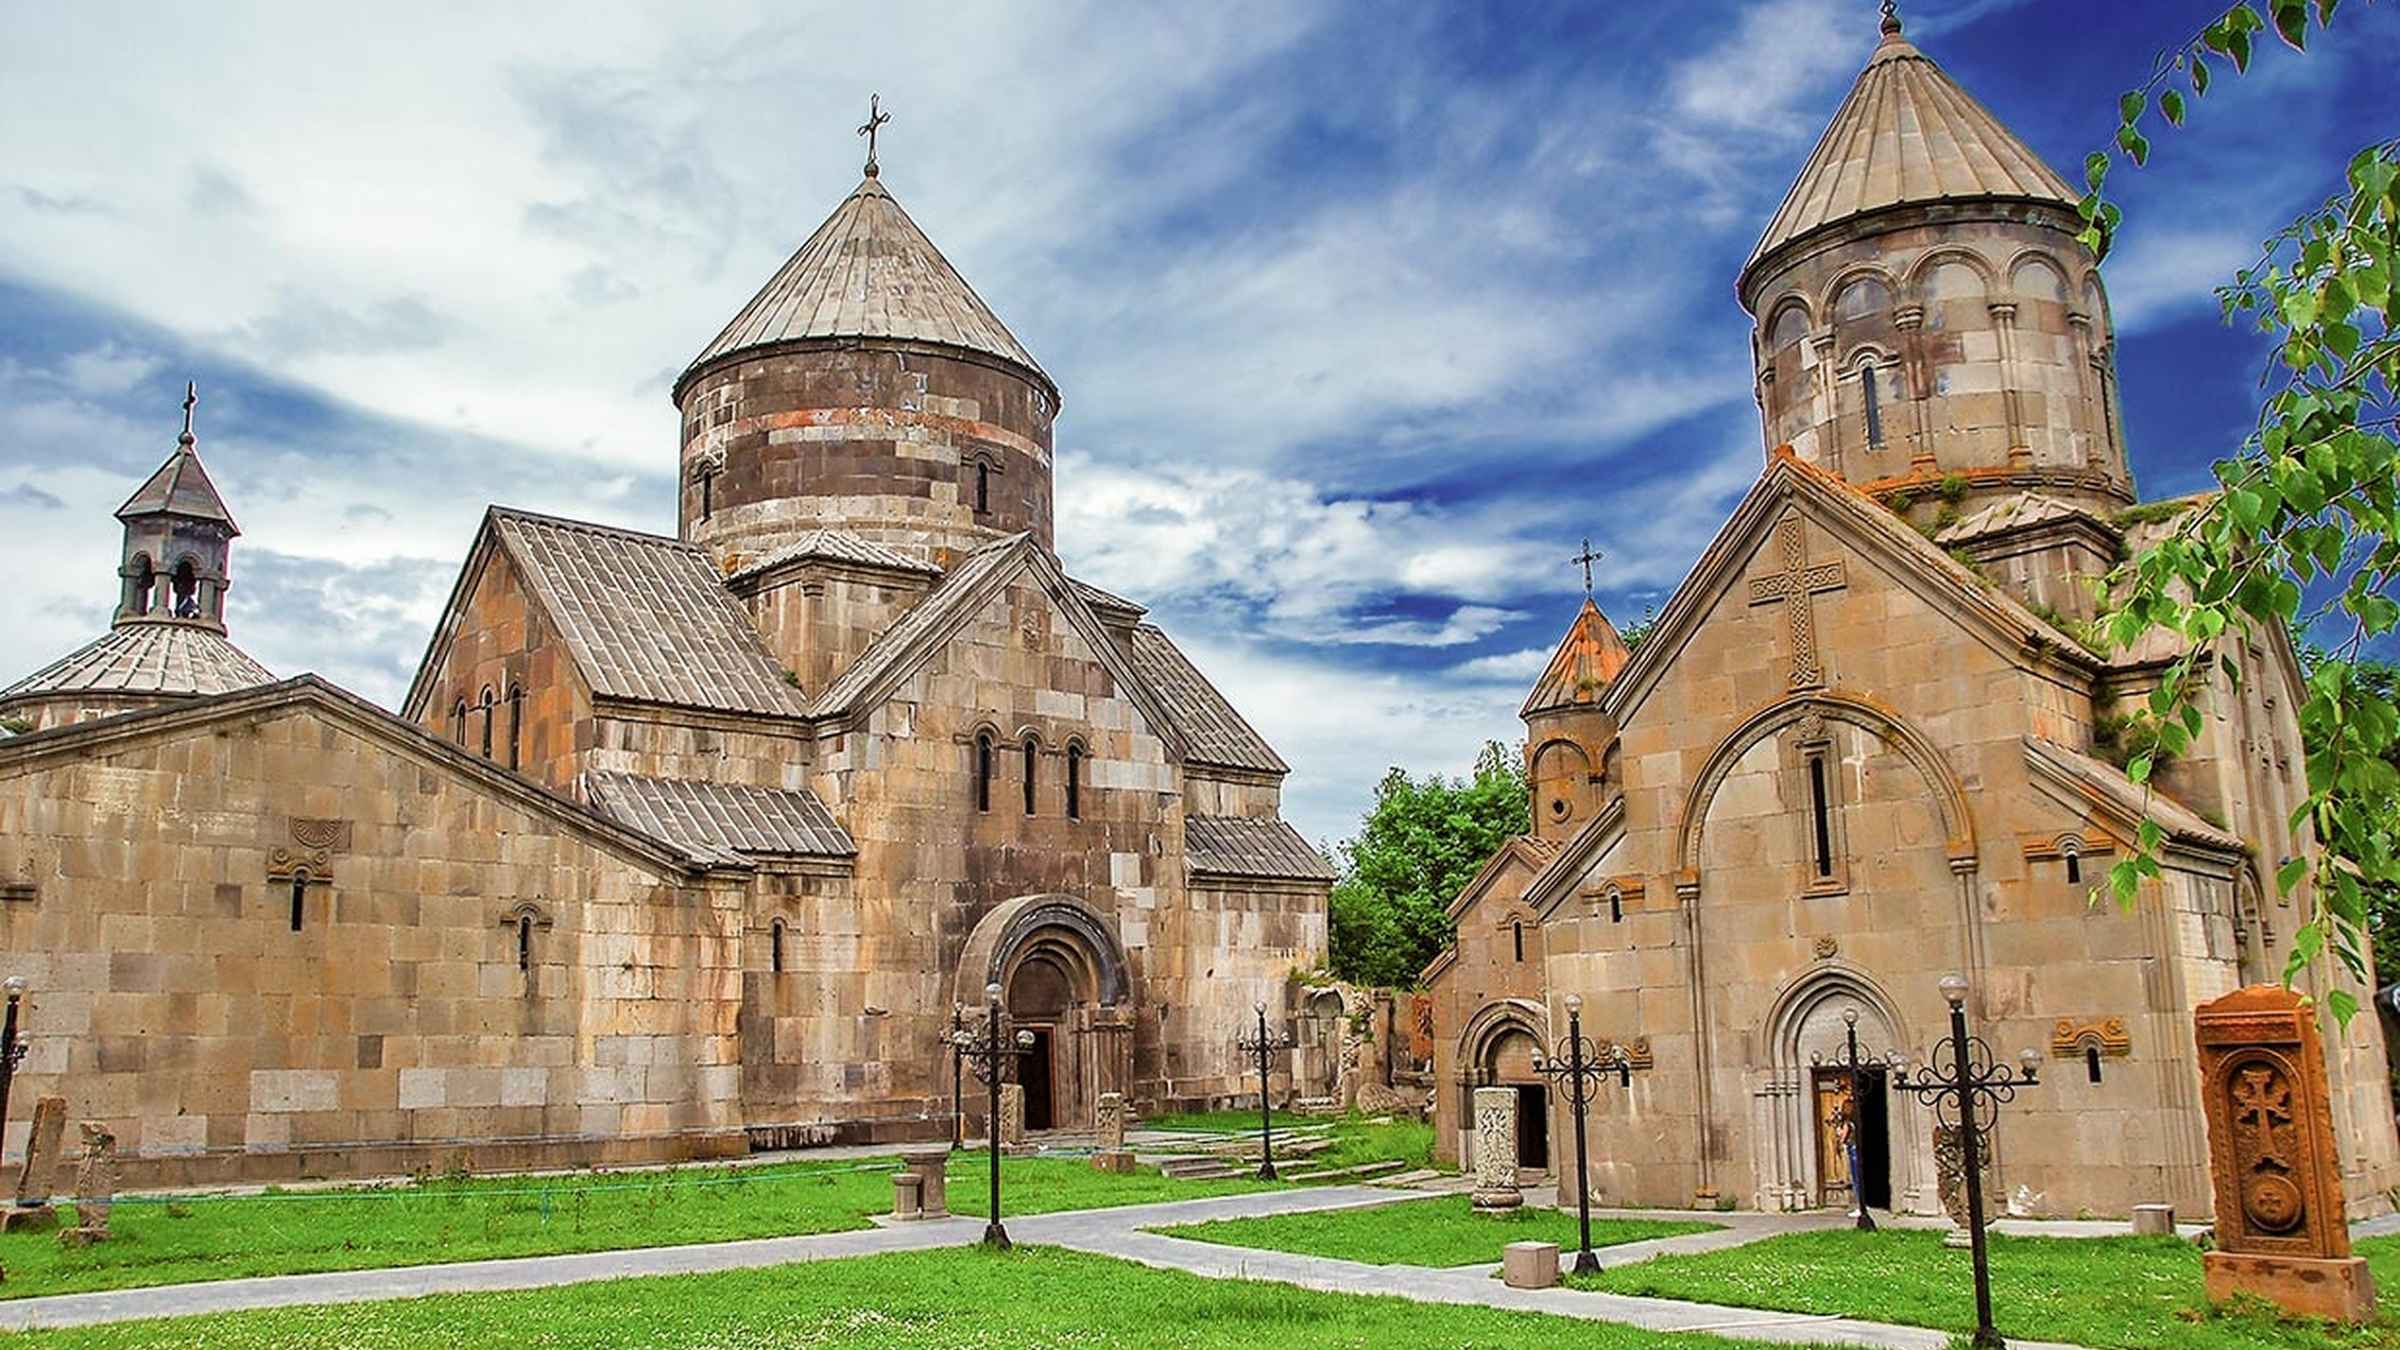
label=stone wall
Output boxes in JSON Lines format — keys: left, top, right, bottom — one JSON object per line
{"left": 1427, "top": 846, "right": 1549, "bottom": 1169}
{"left": 677, "top": 344, "right": 1056, "bottom": 563}
{"left": 0, "top": 693, "right": 746, "bottom": 1184}
{"left": 411, "top": 543, "right": 594, "bottom": 794}
{"left": 736, "top": 566, "right": 935, "bottom": 695}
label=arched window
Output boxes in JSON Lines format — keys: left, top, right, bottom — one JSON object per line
{"left": 171, "top": 557, "right": 200, "bottom": 618}
{"left": 1065, "top": 744, "right": 1083, "bottom": 819}
{"left": 770, "top": 918, "right": 786, "bottom": 973}
{"left": 517, "top": 915, "right": 533, "bottom": 973}
{"left": 289, "top": 872, "right": 308, "bottom": 932}
{"left": 477, "top": 687, "right": 497, "bottom": 758}
{"left": 127, "top": 555, "right": 155, "bottom": 615}
{"left": 974, "top": 461, "right": 991, "bottom": 514}
{"left": 1022, "top": 738, "right": 1039, "bottom": 814}
{"left": 1834, "top": 276, "right": 1891, "bottom": 321}
{"left": 1856, "top": 356, "right": 1884, "bottom": 447}
{"left": 1512, "top": 920, "right": 1524, "bottom": 963}
{"left": 506, "top": 686, "right": 524, "bottom": 770}
{"left": 1766, "top": 302, "right": 1810, "bottom": 352}
{"left": 2010, "top": 256, "right": 2067, "bottom": 303}
{"left": 974, "top": 733, "right": 994, "bottom": 812}
{"left": 452, "top": 699, "right": 469, "bottom": 745}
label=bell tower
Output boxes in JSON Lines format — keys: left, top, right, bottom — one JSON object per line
{"left": 1521, "top": 579, "right": 1632, "bottom": 844}
{"left": 114, "top": 382, "right": 239, "bottom": 633}
{"left": 1738, "top": 6, "right": 2133, "bottom": 519}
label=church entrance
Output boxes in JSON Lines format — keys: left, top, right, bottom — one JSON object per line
{"left": 1810, "top": 1066, "right": 1890, "bottom": 1211}
{"left": 963, "top": 894, "right": 1138, "bottom": 1137}
{"left": 1022, "top": 1026, "right": 1056, "bottom": 1131}
{"left": 1514, "top": 1084, "right": 1549, "bottom": 1171}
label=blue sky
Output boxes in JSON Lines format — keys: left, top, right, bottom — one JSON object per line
{"left": 2, "top": 0, "right": 2391, "bottom": 846}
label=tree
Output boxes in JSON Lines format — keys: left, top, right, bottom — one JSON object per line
{"left": 2083, "top": 1, "right": 2398, "bottom": 1022}
{"left": 1327, "top": 742, "right": 1529, "bottom": 988}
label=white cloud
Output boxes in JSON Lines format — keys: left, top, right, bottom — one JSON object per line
{"left": 1451, "top": 647, "right": 1552, "bottom": 683}
{"left": 59, "top": 342, "right": 165, "bottom": 397}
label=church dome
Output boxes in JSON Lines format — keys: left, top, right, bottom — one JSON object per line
{"left": 1740, "top": 9, "right": 2077, "bottom": 292}
{"left": 673, "top": 174, "right": 1053, "bottom": 407}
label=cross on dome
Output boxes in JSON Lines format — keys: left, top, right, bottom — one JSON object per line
{"left": 1570, "top": 537, "right": 1605, "bottom": 599}
{"left": 858, "top": 93, "right": 892, "bottom": 178}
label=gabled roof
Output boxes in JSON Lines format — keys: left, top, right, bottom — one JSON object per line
{"left": 1934, "top": 492, "right": 2117, "bottom": 548}
{"left": 585, "top": 770, "right": 855, "bottom": 863}
{"left": 438, "top": 508, "right": 809, "bottom": 718}
{"left": 1743, "top": 12, "right": 2076, "bottom": 285}
{"left": 677, "top": 175, "right": 1052, "bottom": 401}
{"left": 116, "top": 443, "right": 238, "bottom": 532}
{"left": 2023, "top": 736, "right": 2243, "bottom": 856}
{"left": 0, "top": 675, "right": 719, "bottom": 876}
{"left": 809, "top": 534, "right": 1195, "bottom": 765}
{"left": 1444, "top": 835, "right": 1563, "bottom": 922}
{"left": 723, "top": 529, "right": 940, "bottom": 584}
{"left": 1522, "top": 599, "right": 1634, "bottom": 718}
{"left": 1603, "top": 448, "right": 2098, "bottom": 724}
{"left": 1186, "top": 815, "right": 1334, "bottom": 882}
{"left": 1068, "top": 576, "right": 1147, "bottom": 621}
{"left": 2, "top": 622, "right": 274, "bottom": 704}
{"left": 1127, "top": 625, "right": 1287, "bottom": 775}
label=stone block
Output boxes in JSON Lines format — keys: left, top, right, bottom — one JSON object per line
{"left": 890, "top": 1171, "right": 922, "bottom": 1220}
{"left": 1502, "top": 1241, "right": 1560, "bottom": 1290}
{"left": 2205, "top": 1251, "right": 2375, "bottom": 1325}
{"left": 2130, "top": 1203, "right": 2175, "bottom": 1236}
{"left": 1091, "top": 1150, "right": 1136, "bottom": 1173}
{"left": 900, "top": 1147, "right": 950, "bottom": 1218}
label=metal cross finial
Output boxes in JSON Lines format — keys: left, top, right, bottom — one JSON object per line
{"left": 1880, "top": 0, "right": 1903, "bottom": 37}
{"left": 1570, "top": 537, "right": 1604, "bottom": 599}
{"left": 858, "top": 94, "right": 892, "bottom": 178}
{"left": 178, "top": 381, "right": 198, "bottom": 449}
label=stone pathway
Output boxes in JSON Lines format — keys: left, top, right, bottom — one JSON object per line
{"left": 0, "top": 1183, "right": 2092, "bottom": 1346}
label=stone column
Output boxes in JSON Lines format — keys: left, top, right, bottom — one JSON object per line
{"left": 1471, "top": 1086, "right": 1523, "bottom": 1212}
{"left": 899, "top": 1147, "right": 950, "bottom": 1219}
{"left": 60, "top": 1122, "right": 116, "bottom": 1247}
{"left": 1091, "top": 1091, "right": 1134, "bottom": 1173}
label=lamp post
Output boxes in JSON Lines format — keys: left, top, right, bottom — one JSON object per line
{"left": 1809, "top": 1006, "right": 1882, "bottom": 1232}
{"left": 0, "top": 977, "right": 27, "bottom": 1137}
{"left": 1235, "top": 1001, "right": 1294, "bottom": 1180}
{"left": 949, "top": 1002, "right": 966, "bottom": 1148}
{"left": 1531, "top": 992, "right": 1633, "bottom": 1276}
{"left": 1891, "top": 973, "right": 2042, "bottom": 1350}
{"left": 952, "top": 982, "right": 1036, "bottom": 1249}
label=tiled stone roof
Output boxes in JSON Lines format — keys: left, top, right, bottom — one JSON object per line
{"left": 1746, "top": 17, "right": 2076, "bottom": 275}
{"left": 724, "top": 529, "right": 940, "bottom": 582}
{"left": 2023, "top": 737, "right": 2244, "bottom": 854}
{"left": 586, "top": 770, "right": 855, "bottom": 861}
{"left": 490, "top": 509, "right": 808, "bottom": 716}
{"left": 1067, "top": 576, "right": 1146, "bottom": 619}
{"left": 1933, "top": 493, "right": 2116, "bottom": 547}
{"left": 680, "top": 175, "right": 1051, "bottom": 398}
{"left": 1522, "top": 599, "right": 1634, "bottom": 718}
{"left": 2, "top": 622, "right": 274, "bottom": 703}
{"left": 1186, "top": 814, "right": 1334, "bottom": 881}
{"left": 1128, "top": 625, "right": 1288, "bottom": 775}
{"left": 117, "top": 444, "right": 238, "bottom": 530}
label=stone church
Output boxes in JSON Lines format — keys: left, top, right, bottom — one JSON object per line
{"left": 0, "top": 145, "right": 1330, "bottom": 1183}
{"left": 1427, "top": 10, "right": 2400, "bottom": 1220}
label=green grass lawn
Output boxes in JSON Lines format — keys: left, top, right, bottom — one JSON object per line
{"left": 13, "top": 1244, "right": 1796, "bottom": 1349}
{"left": 1155, "top": 1193, "right": 1720, "bottom": 1267}
{"left": 1583, "top": 1227, "right": 2400, "bottom": 1350}
{"left": 1140, "top": 1109, "right": 1443, "bottom": 1176}
{"left": 0, "top": 1153, "right": 1274, "bottom": 1302}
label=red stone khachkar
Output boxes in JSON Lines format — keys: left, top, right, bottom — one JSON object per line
{"left": 2194, "top": 984, "right": 2375, "bottom": 1323}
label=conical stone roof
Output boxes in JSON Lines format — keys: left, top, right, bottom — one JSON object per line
{"left": 1521, "top": 599, "right": 1633, "bottom": 718}
{"left": 1743, "top": 12, "right": 2076, "bottom": 283}
{"left": 677, "top": 175, "right": 1051, "bottom": 401}
{"left": 2, "top": 623, "right": 274, "bottom": 704}
{"left": 117, "top": 440, "right": 238, "bottom": 531}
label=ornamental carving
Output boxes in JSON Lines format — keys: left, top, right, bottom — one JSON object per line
{"left": 2049, "top": 1017, "right": 2131, "bottom": 1059}
{"left": 265, "top": 847, "right": 333, "bottom": 882}
{"left": 2193, "top": 984, "right": 2353, "bottom": 1260}
{"left": 1470, "top": 1086, "right": 1522, "bottom": 1211}
{"left": 1595, "top": 1035, "right": 1654, "bottom": 1071}
{"left": 1813, "top": 935, "right": 1839, "bottom": 960}
{"left": 287, "top": 817, "right": 353, "bottom": 852}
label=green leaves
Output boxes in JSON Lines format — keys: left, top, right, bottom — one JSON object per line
{"left": 1327, "top": 742, "right": 1531, "bottom": 988}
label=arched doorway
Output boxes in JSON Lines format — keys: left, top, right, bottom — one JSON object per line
{"left": 957, "top": 894, "right": 1135, "bottom": 1135}
{"left": 1757, "top": 967, "right": 1927, "bottom": 1214}
{"left": 1458, "top": 999, "right": 1551, "bottom": 1177}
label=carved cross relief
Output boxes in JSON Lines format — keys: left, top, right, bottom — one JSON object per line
{"left": 1748, "top": 516, "right": 1847, "bottom": 689}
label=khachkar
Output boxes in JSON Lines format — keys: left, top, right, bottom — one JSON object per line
{"left": 1092, "top": 1091, "right": 1134, "bottom": 1174}
{"left": 1471, "top": 1086, "right": 1523, "bottom": 1212}
{"left": 2195, "top": 985, "right": 2376, "bottom": 1324}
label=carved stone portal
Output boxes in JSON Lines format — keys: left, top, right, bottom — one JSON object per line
{"left": 1471, "top": 1086, "right": 1523, "bottom": 1212}
{"left": 2195, "top": 984, "right": 2375, "bottom": 1323}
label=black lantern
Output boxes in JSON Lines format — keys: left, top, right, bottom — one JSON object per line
{"left": 1235, "top": 1001, "right": 1295, "bottom": 1180}
{"left": 952, "top": 981, "right": 1038, "bottom": 1249}
{"left": 1808, "top": 1006, "right": 1883, "bottom": 1233}
{"left": 1531, "top": 992, "right": 1635, "bottom": 1276}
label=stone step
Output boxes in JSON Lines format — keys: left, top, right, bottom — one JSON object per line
{"left": 1371, "top": 1167, "right": 1443, "bottom": 1187}
{"left": 1160, "top": 1156, "right": 1248, "bottom": 1180}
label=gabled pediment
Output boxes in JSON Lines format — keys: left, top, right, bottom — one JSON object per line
{"left": 1444, "top": 835, "right": 1562, "bottom": 923}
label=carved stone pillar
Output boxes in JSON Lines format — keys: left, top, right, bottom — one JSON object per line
{"left": 1471, "top": 1086, "right": 1523, "bottom": 1212}
{"left": 1091, "top": 1090, "right": 1134, "bottom": 1173}
{"left": 1894, "top": 304, "right": 1935, "bottom": 471}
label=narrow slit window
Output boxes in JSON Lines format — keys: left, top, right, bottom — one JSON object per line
{"left": 771, "top": 919, "right": 786, "bottom": 973}
{"left": 975, "top": 734, "right": 993, "bottom": 813}
{"left": 507, "top": 686, "right": 524, "bottom": 770}
{"left": 1512, "top": 921, "right": 1524, "bottom": 963}
{"left": 975, "top": 461, "right": 991, "bottom": 514}
{"left": 2064, "top": 852, "right": 2082, "bottom": 885}
{"left": 289, "top": 874, "right": 307, "bottom": 932}
{"left": 2085, "top": 1043, "right": 2102, "bottom": 1084}
{"left": 452, "top": 699, "right": 468, "bottom": 744}
{"left": 478, "top": 687, "right": 496, "bottom": 758}
{"left": 1808, "top": 755, "right": 1834, "bottom": 880}
{"left": 1023, "top": 739, "right": 1038, "bottom": 814}
{"left": 699, "top": 471, "right": 713, "bottom": 522}
{"left": 517, "top": 915, "right": 533, "bottom": 973}
{"left": 1065, "top": 745, "right": 1083, "bottom": 819}
{"left": 1609, "top": 891, "right": 1623, "bottom": 924}
{"left": 1859, "top": 359, "right": 1883, "bottom": 447}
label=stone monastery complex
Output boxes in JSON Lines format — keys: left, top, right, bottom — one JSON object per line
{"left": 1, "top": 9, "right": 2391, "bottom": 1223}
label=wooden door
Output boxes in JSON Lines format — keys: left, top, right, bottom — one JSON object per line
{"left": 1812, "top": 1070, "right": 1854, "bottom": 1200}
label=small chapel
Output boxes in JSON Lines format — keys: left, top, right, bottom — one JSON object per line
{"left": 0, "top": 129, "right": 1330, "bottom": 1184}
{"left": 1425, "top": 9, "right": 2400, "bottom": 1220}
